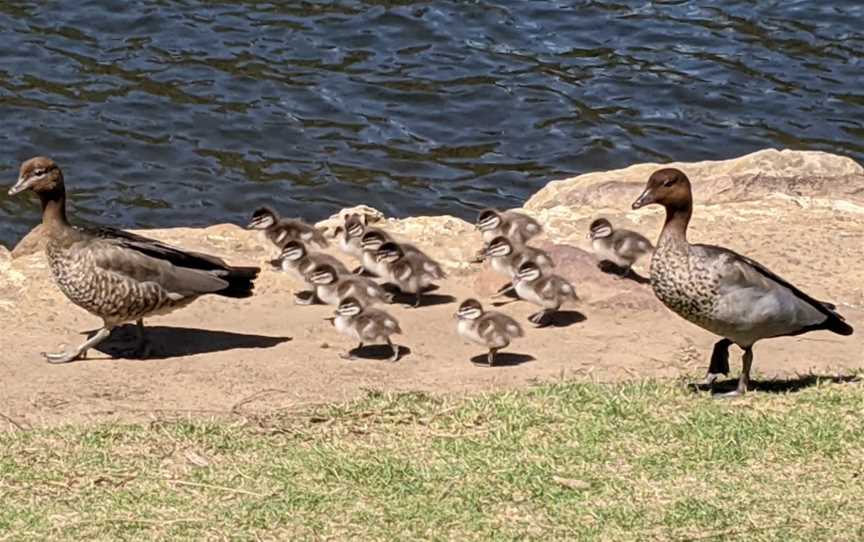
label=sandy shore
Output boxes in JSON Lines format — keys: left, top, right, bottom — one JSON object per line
{"left": 2, "top": 148, "right": 862, "bottom": 428}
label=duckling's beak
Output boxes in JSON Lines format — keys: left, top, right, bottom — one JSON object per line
{"left": 8, "top": 176, "right": 29, "bottom": 196}
{"left": 632, "top": 187, "right": 655, "bottom": 210}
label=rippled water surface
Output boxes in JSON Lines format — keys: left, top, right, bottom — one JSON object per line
{"left": 1, "top": 1, "right": 862, "bottom": 246}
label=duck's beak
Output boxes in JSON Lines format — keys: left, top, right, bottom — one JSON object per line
{"left": 8, "top": 176, "right": 29, "bottom": 196}
{"left": 631, "top": 186, "right": 655, "bottom": 210}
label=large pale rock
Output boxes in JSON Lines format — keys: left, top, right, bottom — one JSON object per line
{"left": 525, "top": 148, "right": 864, "bottom": 213}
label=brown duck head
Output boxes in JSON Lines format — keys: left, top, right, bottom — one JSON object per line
{"left": 9, "top": 157, "right": 68, "bottom": 223}
{"left": 10, "top": 157, "right": 64, "bottom": 198}
{"left": 631, "top": 168, "right": 693, "bottom": 213}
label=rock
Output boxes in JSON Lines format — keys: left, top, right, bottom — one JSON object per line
{"left": 471, "top": 242, "right": 663, "bottom": 311}
{"left": 316, "top": 205, "right": 385, "bottom": 235}
{"left": 524, "top": 148, "right": 864, "bottom": 213}
{"left": 11, "top": 224, "right": 47, "bottom": 259}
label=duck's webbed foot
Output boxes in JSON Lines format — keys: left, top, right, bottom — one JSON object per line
{"left": 294, "top": 290, "right": 318, "bottom": 305}
{"left": 712, "top": 346, "right": 752, "bottom": 399}
{"left": 387, "top": 338, "right": 401, "bottom": 362}
{"left": 43, "top": 327, "right": 112, "bottom": 364}
{"left": 528, "top": 309, "right": 553, "bottom": 327}
{"left": 487, "top": 347, "right": 499, "bottom": 367}
{"left": 340, "top": 342, "right": 364, "bottom": 360}
{"left": 697, "top": 338, "right": 732, "bottom": 387}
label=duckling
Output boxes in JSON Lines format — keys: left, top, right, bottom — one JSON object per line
{"left": 513, "top": 261, "right": 578, "bottom": 326}
{"left": 476, "top": 209, "right": 543, "bottom": 246}
{"left": 270, "top": 240, "right": 349, "bottom": 281}
{"left": 360, "top": 230, "right": 436, "bottom": 275}
{"left": 8, "top": 157, "right": 260, "bottom": 363}
{"left": 333, "top": 296, "right": 402, "bottom": 362}
{"left": 483, "top": 235, "right": 555, "bottom": 280}
{"left": 455, "top": 298, "right": 524, "bottom": 366}
{"left": 269, "top": 240, "right": 350, "bottom": 304}
{"left": 306, "top": 264, "right": 392, "bottom": 306}
{"left": 375, "top": 241, "right": 446, "bottom": 307}
{"left": 337, "top": 214, "right": 392, "bottom": 274}
{"left": 632, "top": 168, "right": 853, "bottom": 396}
{"left": 334, "top": 213, "right": 368, "bottom": 260}
{"left": 588, "top": 218, "right": 653, "bottom": 277}
{"left": 247, "top": 207, "right": 328, "bottom": 251}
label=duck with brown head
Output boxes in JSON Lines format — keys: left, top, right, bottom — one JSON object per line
{"left": 633, "top": 168, "right": 853, "bottom": 397}
{"left": 9, "top": 157, "right": 261, "bottom": 363}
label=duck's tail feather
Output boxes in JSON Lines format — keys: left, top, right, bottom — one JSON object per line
{"left": 217, "top": 266, "right": 261, "bottom": 298}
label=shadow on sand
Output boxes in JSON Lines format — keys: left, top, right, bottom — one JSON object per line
{"left": 469, "top": 352, "right": 535, "bottom": 367}
{"left": 93, "top": 325, "right": 292, "bottom": 360}
{"left": 597, "top": 261, "right": 650, "bottom": 285}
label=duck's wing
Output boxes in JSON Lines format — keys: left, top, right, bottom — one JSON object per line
{"left": 694, "top": 244, "right": 852, "bottom": 337}
{"left": 83, "top": 225, "right": 259, "bottom": 297}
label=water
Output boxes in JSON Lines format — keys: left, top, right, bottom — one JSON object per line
{"left": 0, "top": 0, "right": 862, "bottom": 247}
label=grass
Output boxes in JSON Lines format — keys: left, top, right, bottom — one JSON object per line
{"left": 2, "top": 378, "right": 863, "bottom": 541}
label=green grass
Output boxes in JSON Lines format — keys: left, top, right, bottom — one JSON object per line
{"left": 2, "top": 379, "right": 863, "bottom": 541}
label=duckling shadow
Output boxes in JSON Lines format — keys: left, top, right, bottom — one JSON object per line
{"left": 545, "top": 310, "right": 587, "bottom": 328}
{"left": 597, "top": 261, "right": 650, "bottom": 285}
{"left": 95, "top": 325, "right": 292, "bottom": 360}
{"left": 469, "top": 353, "right": 535, "bottom": 367}
{"left": 389, "top": 292, "right": 456, "bottom": 308}
{"left": 693, "top": 374, "right": 860, "bottom": 395}
{"left": 349, "top": 344, "right": 411, "bottom": 362}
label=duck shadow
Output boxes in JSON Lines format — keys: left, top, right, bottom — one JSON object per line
{"left": 470, "top": 352, "right": 535, "bottom": 367}
{"left": 93, "top": 325, "right": 292, "bottom": 360}
{"left": 347, "top": 344, "right": 411, "bottom": 362}
{"left": 691, "top": 373, "right": 860, "bottom": 395}
{"left": 597, "top": 261, "right": 650, "bottom": 285}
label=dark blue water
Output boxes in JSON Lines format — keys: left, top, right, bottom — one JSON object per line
{"left": 1, "top": 1, "right": 862, "bottom": 247}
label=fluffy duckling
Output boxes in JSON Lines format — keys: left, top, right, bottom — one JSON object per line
{"left": 375, "top": 241, "right": 446, "bottom": 307}
{"left": 8, "top": 157, "right": 260, "bottom": 363}
{"left": 513, "top": 261, "right": 578, "bottom": 326}
{"left": 334, "top": 213, "right": 369, "bottom": 260}
{"left": 247, "top": 207, "right": 328, "bottom": 250}
{"left": 455, "top": 298, "right": 524, "bottom": 366}
{"left": 476, "top": 209, "right": 543, "bottom": 246}
{"left": 333, "top": 297, "right": 402, "bottom": 362}
{"left": 588, "top": 218, "right": 653, "bottom": 277}
{"left": 632, "top": 168, "right": 853, "bottom": 396}
{"left": 270, "top": 240, "right": 350, "bottom": 304}
{"left": 361, "top": 230, "right": 437, "bottom": 275}
{"left": 306, "top": 264, "right": 392, "bottom": 306}
{"left": 483, "top": 235, "right": 554, "bottom": 280}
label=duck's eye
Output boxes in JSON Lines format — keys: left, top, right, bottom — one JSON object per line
{"left": 663, "top": 179, "right": 676, "bottom": 187}
{"left": 33, "top": 168, "right": 46, "bottom": 176}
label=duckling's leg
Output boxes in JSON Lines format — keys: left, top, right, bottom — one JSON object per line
{"left": 132, "top": 319, "right": 151, "bottom": 359}
{"left": 387, "top": 338, "right": 400, "bottom": 362}
{"left": 43, "top": 326, "right": 113, "bottom": 364}
{"left": 412, "top": 292, "right": 422, "bottom": 308}
{"left": 697, "top": 338, "right": 731, "bottom": 387}
{"left": 487, "top": 347, "right": 499, "bottom": 366}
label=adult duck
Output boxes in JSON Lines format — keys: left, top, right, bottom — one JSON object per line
{"left": 9, "top": 157, "right": 260, "bottom": 363}
{"left": 632, "top": 168, "right": 853, "bottom": 396}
